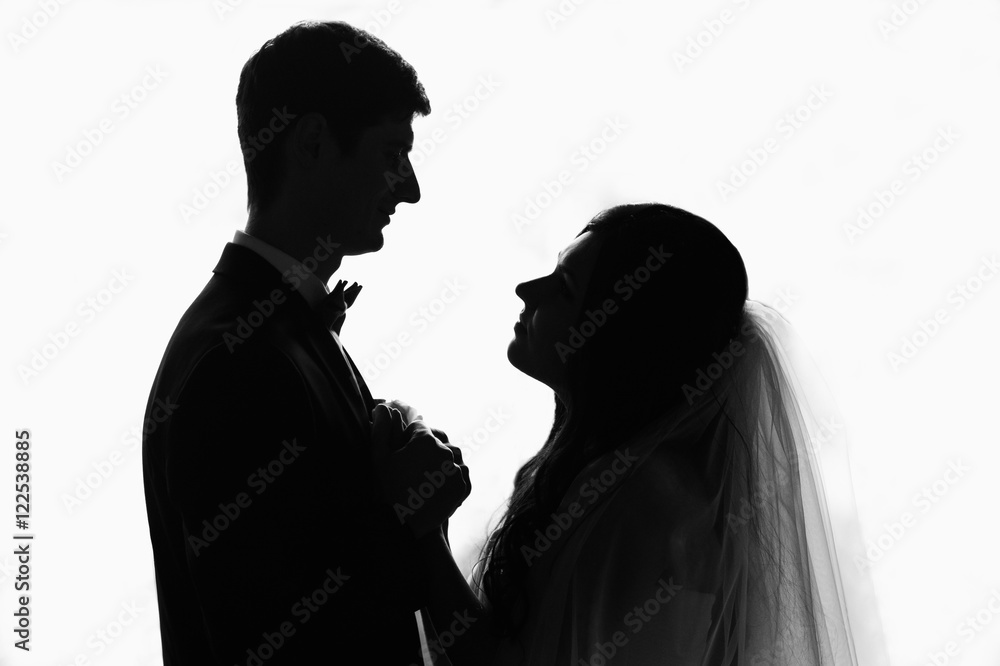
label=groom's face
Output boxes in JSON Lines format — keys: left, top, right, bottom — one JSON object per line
{"left": 508, "top": 231, "right": 603, "bottom": 397}
{"left": 302, "top": 114, "right": 419, "bottom": 255}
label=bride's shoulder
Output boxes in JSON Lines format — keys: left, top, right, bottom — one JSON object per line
{"left": 615, "top": 444, "right": 700, "bottom": 510}
{"left": 596, "top": 444, "right": 718, "bottom": 550}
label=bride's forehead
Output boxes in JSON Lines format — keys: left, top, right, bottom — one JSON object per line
{"left": 558, "top": 231, "right": 599, "bottom": 264}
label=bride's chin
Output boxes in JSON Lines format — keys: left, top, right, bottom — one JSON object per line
{"left": 506, "top": 340, "right": 534, "bottom": 376}
{"left": 506, "top": 339, "right": 522, "bottom": 369}
{"left": 508, "top": 345, "right": 550, "bottom": 388}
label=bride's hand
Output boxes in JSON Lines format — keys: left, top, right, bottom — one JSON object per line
{"left": 375, "top": 398, "right": 423, "bottom": 426}
{"left": 373, "top": 399, "right": 453, "bottom": 446}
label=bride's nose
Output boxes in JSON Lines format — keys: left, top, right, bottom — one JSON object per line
{"left": 514, "top": 277, "right": 541, "bottom": 302}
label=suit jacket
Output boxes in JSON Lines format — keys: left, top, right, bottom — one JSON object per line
{"left": 142, "top": 242, "right": 429, "bottom": 665}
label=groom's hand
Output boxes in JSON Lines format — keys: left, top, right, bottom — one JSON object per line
{"left": 371, "top": 404, "right": 471, "bottom": 538}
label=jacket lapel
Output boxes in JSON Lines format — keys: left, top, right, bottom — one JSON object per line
{"left": 212, "top": 243, "right": 372, "bottom": 446}
{"left": 299, "top": 322, "right": 373, "bottom": 439}
{"left": 343, "top": 348, "right": 376, "bottom": 413}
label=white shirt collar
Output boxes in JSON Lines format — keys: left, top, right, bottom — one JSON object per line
{"left": 232, "top": 230, "right": 330, "bottom": 310}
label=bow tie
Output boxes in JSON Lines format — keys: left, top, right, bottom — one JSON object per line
{"left": 317, "top": 280, "right": 362, "bottom": 335}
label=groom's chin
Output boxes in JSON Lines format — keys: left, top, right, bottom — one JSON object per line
{"left": 343, "top": 232, "right": 384, "bottom": 256}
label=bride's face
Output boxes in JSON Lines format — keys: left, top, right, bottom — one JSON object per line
{"left": 508, "top": 231, "right": 604, "bottom": 399}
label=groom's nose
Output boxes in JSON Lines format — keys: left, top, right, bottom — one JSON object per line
{"left": 393, "top": 157, "right": 420, "bottom": 204}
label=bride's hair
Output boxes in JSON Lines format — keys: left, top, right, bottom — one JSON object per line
{"left": 476, "top": 202, "right": 749, "bottom": 637}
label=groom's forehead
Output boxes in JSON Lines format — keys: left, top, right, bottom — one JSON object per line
{"left": 365, "top": 118, "right": 413, "bottom": 145}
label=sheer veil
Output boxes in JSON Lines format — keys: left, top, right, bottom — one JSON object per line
{"left": 680, "top": 299, "right": 891, "bottom": 665}
{"left": 482, "top": 299, "right": 891, "bottom": 665}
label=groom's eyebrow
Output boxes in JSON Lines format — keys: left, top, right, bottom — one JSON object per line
{"left": 384, "top": 138, "right": 413, "bottom": 152}
{"left": 385, "top": 129, "right": 414, "bottom": 149}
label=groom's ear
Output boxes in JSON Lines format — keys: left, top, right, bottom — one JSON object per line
{"left": 289, "top": 111, "right": 333, "bottom": 166}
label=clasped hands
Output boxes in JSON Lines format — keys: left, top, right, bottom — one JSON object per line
{"left": 370, "top": 399, "right": 471, "bottom": 539}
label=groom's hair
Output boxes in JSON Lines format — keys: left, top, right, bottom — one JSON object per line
{"left": 235, "top": 21, "right": 430, "bottom": 213}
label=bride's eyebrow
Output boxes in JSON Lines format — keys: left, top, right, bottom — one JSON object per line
{"left": 555, "top": 249, "right": 579, "bottom": 292}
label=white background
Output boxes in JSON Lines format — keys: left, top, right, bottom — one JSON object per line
{"left": 2, "top": 0, "right": 999, "bottom": 664}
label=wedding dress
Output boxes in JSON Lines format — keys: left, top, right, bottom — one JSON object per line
{"left": 477, "top": 300, "right": 889, "bottom": 665}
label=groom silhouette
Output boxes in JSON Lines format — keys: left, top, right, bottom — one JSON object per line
{"left": 142, "top": 21, "right": 468, "bottom": 665}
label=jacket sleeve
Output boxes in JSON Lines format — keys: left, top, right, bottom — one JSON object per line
{"left": 166, "top": 342, "right": 429, "bottom": 663}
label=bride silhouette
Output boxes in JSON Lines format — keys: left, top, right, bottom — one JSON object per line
{"left": 393, "top": 203, "right": 889, "bottom": 665}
